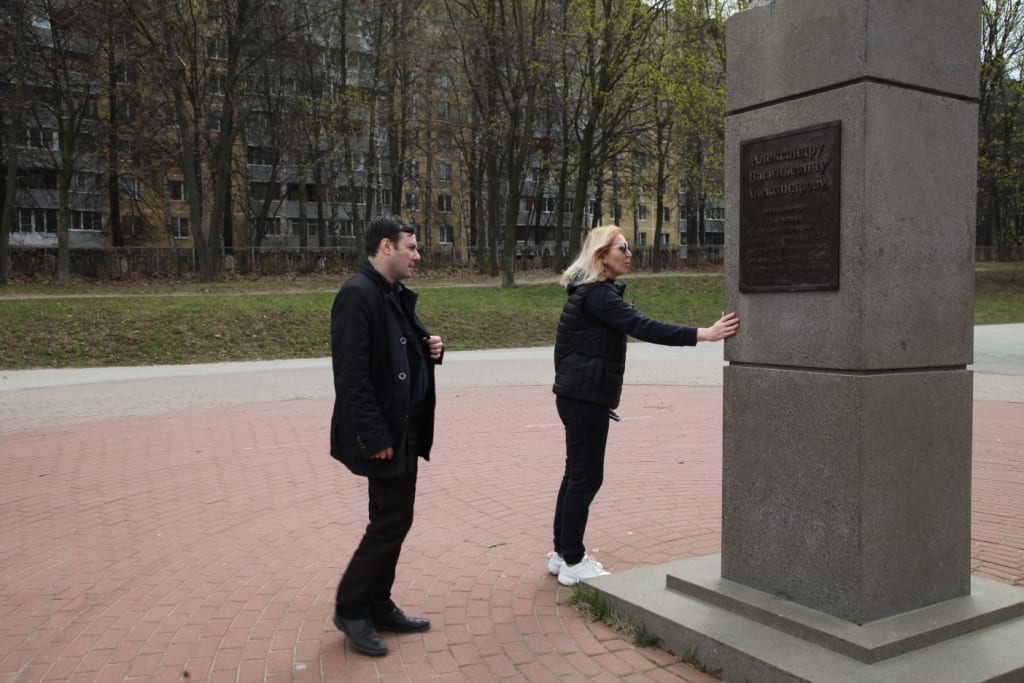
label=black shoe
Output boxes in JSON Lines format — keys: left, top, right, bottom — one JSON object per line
{"left": 373, "top": 606, "right": 431, "bottom": 633}
{"left": 332, "top": 614, "right": 388, "bottom": 656}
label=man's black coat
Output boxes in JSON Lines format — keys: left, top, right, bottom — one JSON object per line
{"left": 330, "top": 260, "right": 439, "bottom": 478}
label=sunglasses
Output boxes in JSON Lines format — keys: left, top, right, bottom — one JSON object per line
{"left": 614, "top": 243, "right": 630, "bottom": 253}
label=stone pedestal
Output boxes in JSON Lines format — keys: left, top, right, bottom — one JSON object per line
{"left": 585, "top": 1, "right": 1024, "bottom": 680}
{"left": 719, "top": 0, "right": 979, "bottom": 625}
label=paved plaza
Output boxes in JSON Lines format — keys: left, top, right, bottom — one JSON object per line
{"left": 1, "top": 327, "right": 1022, "bottom": 682}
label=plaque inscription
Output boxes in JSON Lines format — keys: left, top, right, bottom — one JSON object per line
{"left": 739, "top": 121, "right": 841, "bottom": 292}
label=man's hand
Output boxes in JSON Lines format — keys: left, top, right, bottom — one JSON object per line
{"left": 369, "top": 447, "right": 394, "bottom": 460}
{"left": 697, "top": 312, "right": 740, "bottom": 342}
{"left": 425, "top": 335, "right": 444, "bottom": 360}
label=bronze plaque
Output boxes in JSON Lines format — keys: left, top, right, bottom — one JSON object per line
{"left": 739, "top": 121, "right": 841, "bottom": 292}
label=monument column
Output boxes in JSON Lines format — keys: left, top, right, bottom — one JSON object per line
{"left": 585, "top": 1, "right": 1024, "bottom": 680}
{"left": 721, "top": 0, "right": 979, "bottom": 624}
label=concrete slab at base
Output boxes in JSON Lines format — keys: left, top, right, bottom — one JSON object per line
{"left": 584, "top": 555, "right": 1024, "bottom": 683}
{"left": 667, "top": 554, "right": 1024, "bottom": 663}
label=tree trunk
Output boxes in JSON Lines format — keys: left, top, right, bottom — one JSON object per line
{"left": 57, "top": 159, "right": 73, "bottom": 285}
{"left": 569, "top": 120, "right": 597, "bottom": 258}
{"left": 298, "top": 181, "right": 308, "bottom": 249}
{"left": 486, "top": 146, "right": 500, "bottom": 276}
{"left": 0, "top": 108, "right": 20, "bottom": 286}
{"left": 105, "top": 22, "right": 123, "bottom": 248}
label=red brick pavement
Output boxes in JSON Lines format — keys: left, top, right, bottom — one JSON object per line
{"left": 1, "top": 384, "right": 1022, "bottom": 683}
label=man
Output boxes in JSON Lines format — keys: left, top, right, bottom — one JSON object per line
{"left": 329, "top": 215, "right": 444, "bottom": 657}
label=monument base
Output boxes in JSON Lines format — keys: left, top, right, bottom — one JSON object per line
{"left": 584, "top": 555, "right": 1024, "bottom": 683}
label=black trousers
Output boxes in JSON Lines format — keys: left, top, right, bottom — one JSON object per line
{"left": 335, "top": 458, "right": 418, "bottom": 620}
{"left": 553, "top": 396, "right": 610, "bottom": 566}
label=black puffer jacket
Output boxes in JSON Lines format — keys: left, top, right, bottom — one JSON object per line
{"left": 552, "top": 279, "right": 699, "bottom": 409}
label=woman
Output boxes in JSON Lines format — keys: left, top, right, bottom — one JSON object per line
{"left": 549, "top": 225, "right": 740, "bottom": 585}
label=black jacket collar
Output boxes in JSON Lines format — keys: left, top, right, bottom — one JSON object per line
{"left": 358, "top": 259, "right": 412, "bottom": 297}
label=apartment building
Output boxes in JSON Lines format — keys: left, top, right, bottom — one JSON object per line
{"left": 4, "top": 3, "right": 724, "bottom": 267}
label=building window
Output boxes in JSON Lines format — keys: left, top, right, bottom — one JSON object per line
{"left": 250, "top": 182, "right": 274, "bottom": 200}
{"left": 212, "top": 73, "right": 226, "bottom": 96}
{"left": 168, "top": 180, "right": 186, "bottom": 201}
{"left": 171, "top": 217, "right": 190, "bottom": 239}
{"left": 114, "top": 31, "right": 135, "bottom": 49}
{"left": 118, "top": 141, "right": 139, "bottom": 164}
{"left": 26, "top": 128, "right": 56, "bottom": 149}
{"left": 439, "top": 224, "right": 453, "bottom": 244}
{"left": 434, "top": 100, "right": 449, "bottom": 121}
{"left": 404, "top": 159, "right": 419, "bottom": 180}
{"left": 437, "top": 163, "right": 452, "bottom": 182}
{"left": 17, "top": 209, "right": 58, "bottom": 233}
{"left": 661, "top": 206, "right": 672, "bottom": 222}
{"left": 71, "top": 211, "right": 102, "bottom": 231}
{"left": 247, "top": 146, "right": 279, "bottom": 166}
{"left": 267, "top": 76, "right": 296, "bottom": 96}
{"left": 405, "top": 191, "right": 420, "bottom": 211}
{"left": 541, "top": 197, "right": 556, "bottom": 213}
{"left": 209, "top": 37, "right": 227, "bottom": 60}
{"left": 20, "top": 169, "right": 57, "bottom": 189}
{"left": 637, "top": 204, "right": 648, "bottom": 222}
{"left": 660, "top": 232, "right": 670, "bottom": 246}
{"left": 249, "top": 112, "right": 271, "bottom": 131}
{"left": 71, "top": 172, "right": 100, "bottom": 193}
{"left": 207, "top": 1, "right": 225, "bottom": 23}
{"left": 637, "top": 232, "right": 647, "bottom": 246}
{"left": 121, "top": 96, "right": 139, "bottom": 122}
{"left": 438, "top": 194, "right": 452, "bottom": 213}
{"left": 123, "top": 215, "right": 144, "bottom": 237}
{"left": 115, "top": 61, "right": 137, "bottom": 85}
{"left": 266, "top": 217, "right": 286, "bottom": 236}
{"left": 120, "top": 177, "right": 142, "bottom": 199}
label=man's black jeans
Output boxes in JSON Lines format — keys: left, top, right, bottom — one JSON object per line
{"left": 335, "top": 460, "right": 417, "bottom": 620}
{"left": 553, "top": 396, "right": 610, "bottom": 566}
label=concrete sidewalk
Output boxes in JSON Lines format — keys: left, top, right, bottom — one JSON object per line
{"left": 2, "top": 324, "right": 1021, "bottom": 434}
{"left": 1, "top": 327, "right": 1021, "bottom": 682}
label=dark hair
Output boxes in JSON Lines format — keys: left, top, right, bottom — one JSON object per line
{"left": 365, "top": 214, "right": 417, "bottom": 256}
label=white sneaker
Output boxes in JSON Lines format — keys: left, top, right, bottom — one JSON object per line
{"left": 549, "top": 551, "right": 604, "bottom": 576}
{"left": 557, "top": 554, "right": 610, "bottom": 586}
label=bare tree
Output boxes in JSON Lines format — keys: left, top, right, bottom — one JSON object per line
{"left": 445, "top": 0, "right": 554, "bottom": 287}
{"left": 17, "top": 0, "right": 106, "bottom": 285}
{"left": 0, "top": 3, "right": 34, "bottom": 285}
{"left": 671, "top": 0, "right": 727, "bottom": 265}
{"left": 132, "top": 0, "right": 317, "bottom": 280}
{"left": 979, "top": 0, "right": 1024, "bottom": 257}
{"left": 560, "top": 0, "right": 668, "bottom": 261}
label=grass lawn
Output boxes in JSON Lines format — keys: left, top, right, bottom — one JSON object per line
{"left": 1, "top": 265, "right": 1021, "bottom": 370}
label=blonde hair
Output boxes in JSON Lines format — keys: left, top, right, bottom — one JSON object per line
{"left": 560, "top": 225, "right": 624, "bottom": 286}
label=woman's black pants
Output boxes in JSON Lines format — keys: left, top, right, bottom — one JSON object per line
{"left": 553, "top": 396, "right": 610, "bottom": 566}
